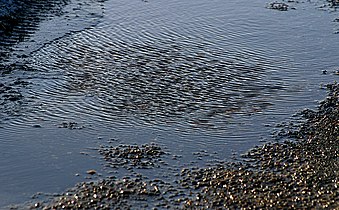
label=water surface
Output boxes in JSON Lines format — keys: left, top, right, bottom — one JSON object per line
{"left": 0, "top": 0, "right": 338, "bottom": 207}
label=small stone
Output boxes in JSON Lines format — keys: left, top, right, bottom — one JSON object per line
{"left": 86, "top": 170, "right": 97, "bottom": 175}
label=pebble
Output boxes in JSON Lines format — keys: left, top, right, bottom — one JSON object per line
{"left": 86, "top": 170, "right": 97, "bottom": 175}
{"left": 267, "top": 2, "right": 289, "bottom": 11}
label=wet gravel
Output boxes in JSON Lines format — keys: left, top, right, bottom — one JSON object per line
{"left": 267, "top": 2, "right": 290, "bottom": 11}
{"left": 33, "top": 178, "right": 171, "bottom": 209}
{"left": 98, "top": 143, "right": 166, "bottom": 170}
{"left": 29, "top": 83, "right": 338, "bottom": 209}
{"left": 30, "top": 144, "right": 178, "bottom": 210}
{"left": 58, "top": 122, "right": 84, "bottom": 130}
{"left": 180, "top": 83, "right": 339, "bottom": 209}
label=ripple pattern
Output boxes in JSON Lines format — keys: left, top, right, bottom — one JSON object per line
{"left": 1, "top": 0, "right": 339, "bottom": 207}
{"left": 0, "top": 0, "right": 68, "bottom": 57}
{"left": 26, "top": 0, "right": 287, "bottom": 130}
{"left": 0, "top": 0, "right": 105, "bottom": 124}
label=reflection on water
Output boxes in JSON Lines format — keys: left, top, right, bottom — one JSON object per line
{"left": 0, "top": 0, "right": 339, "bottom": 207}
{"left": 26, "top": 0, "right": 291, "bottom": 131}
{"left": 0, "top": 0, "right": 69, "bottom": 59}
{"left": 0, "top": 0, "right": 104, "bottom": 121}
{"left": 29, "top": 32, "right": 281, "bottom": 129}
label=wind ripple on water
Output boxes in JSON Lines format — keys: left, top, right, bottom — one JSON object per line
{"left": 26, "top": 0, "right": 288, "bottom": 131}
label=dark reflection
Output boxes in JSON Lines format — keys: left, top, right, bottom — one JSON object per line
{"left": 42, "top": 39, "right": 281, "bottom": 128}
{"left": 0, "top": 0, "right": 69, "bottom": 60}
{"left": 0, "top": 0, "right": 70, "bottom": 121}
{"left": 0, "top": 63, "right": 31, "bottom": 121}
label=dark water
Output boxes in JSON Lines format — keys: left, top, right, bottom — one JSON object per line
{"left": 0, "top": 0, "right": 338, "bottom": 207}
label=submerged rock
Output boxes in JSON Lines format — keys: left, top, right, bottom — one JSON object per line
{"left": 267, "top": 2, "right": 289, "bottom": 11}
{"left": 99, "top": 143, "right": 166, "bottom": 169}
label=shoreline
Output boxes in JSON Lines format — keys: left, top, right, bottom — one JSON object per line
{"left": 18, "top": 83, "right": 337, "bottom": 209}
{"left": 1, "top": 0, "right": 338, "bottom": 209}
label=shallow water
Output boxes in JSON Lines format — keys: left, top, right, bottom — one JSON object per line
{"left": 0, "top": 0, "right": 338, "bottom": 207}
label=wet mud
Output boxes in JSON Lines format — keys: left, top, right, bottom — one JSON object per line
{"left": 24, "top": 84, "right": 338, "bottom": 209}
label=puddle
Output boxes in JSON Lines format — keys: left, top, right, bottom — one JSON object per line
{"left": 0, "top": 0, "right": 338, "bottom": 207}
